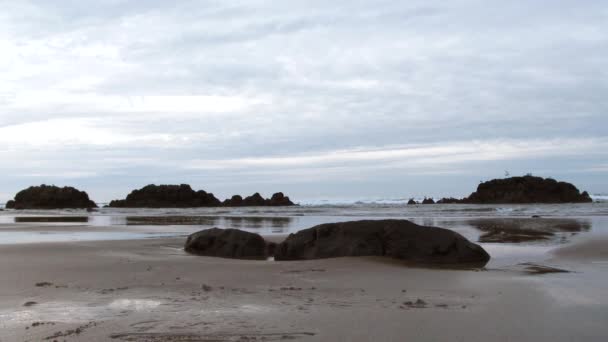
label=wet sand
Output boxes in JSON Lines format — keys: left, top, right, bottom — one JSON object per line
{"left": 1, "top": 233, "right": 607, "bottom": 341}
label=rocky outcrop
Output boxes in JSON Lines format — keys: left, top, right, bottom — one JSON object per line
{"left": 407, "top": 199, "right": 417, "bottom": 205}
{"left": 108, "top": 184, "right": 296, "bottom": 208}
{"left": 5, "top": 185, "right": 97, "bottom": 209}
{"left": 267, "top": 192, "right": 294, "bottom": 206}
{"left": 421, "top": 198, "right": 435, "bottom": 204}
{"left": 242, "top": 192, "right": 266, "bottom": 206}
{"left": 184, "top": 228, "right": 270, "bottom": 259}
{"left": 462, "top": 176, "right": 592, "bottom": 204}
{"left": 274, "top": 220, "right": 490, "bottom": 265}
{"left": 222, "top": 195, "right": 243, "bottom": 206}
{"left": 223, "top": 192, "right": 295, "bottom": 207}
{"left": 437, "top": 197, "right": 460, "bottom": 204}
{"left": 108, "top": 184, "right": 221, "bottom": 208}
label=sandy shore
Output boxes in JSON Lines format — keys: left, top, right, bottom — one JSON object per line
{"left": 0, "top": 233, "right": 606, "bottom": 342}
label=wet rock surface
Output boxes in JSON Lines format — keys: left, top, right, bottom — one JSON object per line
{"left": 184, "top": 228, "right": 270, "bottom": 259}
{"left": 274, "top": 219, "right": 490, "bottom": 265}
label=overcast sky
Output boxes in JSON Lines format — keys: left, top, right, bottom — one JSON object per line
{"left": 1, "top": 0, "right": 607, "bottom": 203}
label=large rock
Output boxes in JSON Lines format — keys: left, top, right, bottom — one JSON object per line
{"left": 184, "top": 228, "right": 269, "bottom": 259}
{"left": 462, "top": 176, "right": 592, "bottom": 204}
{"left": 274, "top": 220, "right": 490, "bottom": 265}
{"left": 5, "top": 185, "right": 97, "bottom": 209}
{"left": 108, "top": 184, "right": 221, "bottom": 208}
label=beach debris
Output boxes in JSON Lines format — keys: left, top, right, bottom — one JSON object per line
{"left": 35, "top": 282, "right": 54, "bottom": 287}
{"left": 402, "top": 299, "right": 428, "bottom": 309}
{"left": 280, "top": 286, "right": 303, "bottom": 291}
{"left": 23, "top": 301, "right": 38, "bottom": 307}
{"left": 44, "top": 321, "right": 96, "bottom": 340}
{"left": 99, "top": 287, "right": 129, "bottom": 294}
{"left": 519, "top": 262, "right": 570, "bottom": 275}
{"left": 32, "top": 322, "right": 55, "bottom": 327}
{"left": 201, "top": 284, "right": 213, "bottom": 292}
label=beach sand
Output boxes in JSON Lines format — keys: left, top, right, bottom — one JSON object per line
{"left": 1, "top": 232, "right": 607, "bottom": 341}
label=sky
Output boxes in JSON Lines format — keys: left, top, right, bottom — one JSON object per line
{"left": 1, "top": 0, "right": 607, "bottom": 203}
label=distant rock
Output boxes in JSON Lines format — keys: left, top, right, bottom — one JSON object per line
{"left": 108, "top": 184, "right": 221, "bottom": 208}
{"left": 436, "top": 197, "right": 461, "bottom": 204}
{"left": 242, "top": 192, "right": 266, "bottom": 206}
{"left": 222, "top": 195, "right": 243, "bottom": 206}
{"left": 223, "top": 192, "right": 295, "bottom": 207}
{"left": 462, "top": 176, "right": 592, "bottom": 204}
{"left": 5, "top": 185, "right": 97, "bottom": 209}
{"left": 407, "top": 199, "right": 417, "bottom": 205}
{"left": 421, "top": 198, "right": 435, "bottom": 204}
{"left": 274, "top": 219, "right": 490, "bottom": 265}
{"left": 184, "top": 228, "right": 270, "bottom": 259}
{"left": 109, "top": 185, "right": 296, "bottom": 208}
{"left": 267, "top": 192, "right": 294, "bottom": 206}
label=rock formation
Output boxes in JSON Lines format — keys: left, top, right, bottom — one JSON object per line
{"left": 274, "top": 219, "right": 490, "bottom": 265}
{"left": 5, "top": 185, "right": 97, "bottom": 209}
{"left": 108, "top": 184, "right": 220, "bottom": 208}
{"left": 223, "top": 192, "right": 295, "bottom": 206}
{"left": 184, "top": 228, "right": 270, "bottom": 259}
{"left": 462, "top": 176, "right": 592, "bottom": 204}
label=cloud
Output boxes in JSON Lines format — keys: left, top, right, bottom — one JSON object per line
{"left": 0, "top": 0, "right": 607, "bottom": 201}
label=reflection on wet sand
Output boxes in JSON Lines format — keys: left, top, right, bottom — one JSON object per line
{"left": 126, "top": 216, "right": 220, "bottom": 226}
{"left": 14, "top": 217, "right": 89, "bottom": 223}
{"left": 466, "top": 218, "right": 591, "bottom": 243}
{"left": 125, "top": 216, "right": 293, "bottom": 231}
{"left": 223, "top": 216, "right": 292, "bottom": 229}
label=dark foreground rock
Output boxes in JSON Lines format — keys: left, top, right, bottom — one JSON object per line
{"left": 421, "top": 198, "right": 435, "bottom": 204}
{"left": 407, "top": 199, "right": 417, "bottom": 205}
{"left": 108, "top": 184, "right": 221, "bottom": 208}
{"left": 5, "top": 185, "right": 97, "bottom": 209}
{"left": 184, "top": 228, "right": 270, "bottom": 259}
{"left": 274, "top": 220, "right": 490, "bottom": 265}
{"left": 462, "top": 176, "right": 592, "bottom": 204}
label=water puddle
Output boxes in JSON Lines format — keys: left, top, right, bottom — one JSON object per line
{"left": 0, "top": 231, "right": 182, "bottom": 244}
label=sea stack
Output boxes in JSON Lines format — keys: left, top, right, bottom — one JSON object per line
{"left": 462, "top": 176, "right": 592, "bottom": 204}
{"left": 5, "top": 185, "right": 97, "bottom": 209}
{"left": 108, "top": 184, "right": 221, "bottom": 208}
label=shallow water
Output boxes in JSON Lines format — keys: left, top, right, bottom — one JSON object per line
{"left": 1, "top": 203, "right": 607, "bottom": 244}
